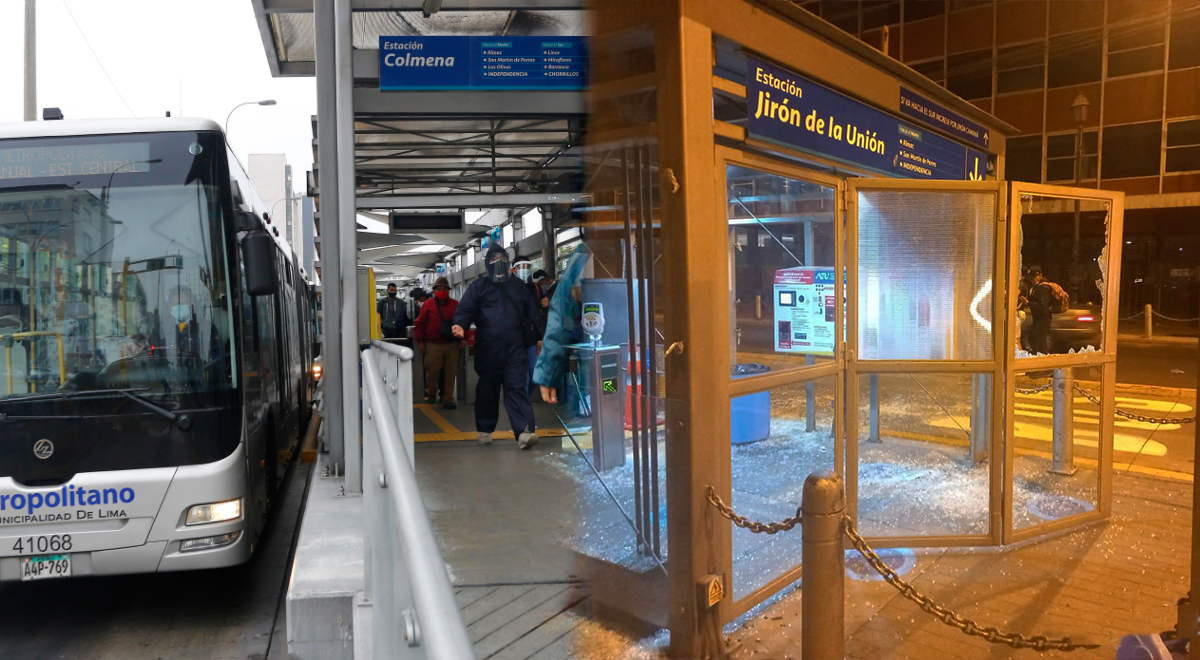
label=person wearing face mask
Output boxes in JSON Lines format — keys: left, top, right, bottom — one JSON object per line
{"left": 377, "top": 283, "right": 411, "bottom": 341}
{"left": 453, "top": 244, "right": 542, "bottom": 449}
{"left": 414, "top": 277, "right": 461, "bottom": 409}
{"left": 157, "top": 285, "right": 221, "bottom": 359}
{"left": 512, "top": 258, "right": 545, "bottom": 396}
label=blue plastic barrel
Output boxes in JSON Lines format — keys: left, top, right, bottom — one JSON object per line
{"left": 731, "top": 364, "right": 771, "bottom": 445}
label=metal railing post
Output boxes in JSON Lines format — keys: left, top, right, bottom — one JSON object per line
{"left": 868, "top": 374, "right": 881, "bottom": 442}
{"left": 1051, "top": 368, "right": 1077, "bottom": 475}
{"left": 802, "top": 471, "right": 845, "bottom": 660}
{"left": 361, "top": 343, "right": 474, "bottom": 659}
{"left": 1146, "top": 303, "right": 1153, "bottom": 339}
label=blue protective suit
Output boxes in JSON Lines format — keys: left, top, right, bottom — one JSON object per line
{"left": 454, "top": 270, "right": 541, "bottom": 434}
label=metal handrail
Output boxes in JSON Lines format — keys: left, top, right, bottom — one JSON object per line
{"left": 360, "top": 343, "right": 474, "bottom": 660}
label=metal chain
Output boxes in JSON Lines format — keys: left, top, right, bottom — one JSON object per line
{"left": 705, "top": 486, "right": 802, "bottom": 534}
{"left": 1014, "top": 382, "right": 1052, "bottom": 395}
{"left": 1119, "top": 310, "right": 1146, "bottom": 320}
{"left": 702, "top": 489, "right": 1097, "bottom": 652}
{"left": 1151, "top": 310, "right": 1200, "bottom": 323}
{"left": 1073, "top": 383, "right": 1197, "bottom": 424}
{"left": 843, "top": 518, "right": 1099, "bottom": 652}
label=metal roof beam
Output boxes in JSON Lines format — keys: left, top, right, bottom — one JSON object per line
{"left": 357, "top": 193, "right": 585, "bottom": 209}
{"left": 354, "top": 86, "right": 584, "bottom": 115}
{"left": 265, "top": 0, "right": 583, "bottom": 10}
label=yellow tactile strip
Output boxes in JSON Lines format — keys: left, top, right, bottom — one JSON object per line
{"left": 413, "top": 404, "right": 567, "bottom": 443}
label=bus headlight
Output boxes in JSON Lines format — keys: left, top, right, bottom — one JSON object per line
{"left": 180, "top": 531, "right": 240, "bottom": 553}
{"left": 185, "top": 499, "right": 242, "bottom": 525}
{"left": 313, "top": 362, "right": 322, "bottom": 379}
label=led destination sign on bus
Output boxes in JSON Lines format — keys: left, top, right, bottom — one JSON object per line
{"left": 0, "top": 142, "right": 151, "bottom": 181}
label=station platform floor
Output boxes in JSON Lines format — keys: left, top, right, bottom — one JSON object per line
{"left": 412, "top": 395, "right": 1200, "bottom": 660}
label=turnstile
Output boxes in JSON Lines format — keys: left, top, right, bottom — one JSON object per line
{"left": 568, "top": 344, "right": 626, "bottom": 471}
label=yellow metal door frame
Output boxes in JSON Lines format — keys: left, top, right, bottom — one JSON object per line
{"left": 1002, "top": 182, "right": 1125, "bottom": 544}
{"left": 714, "top": 145, "right": 846, "bottom": 619}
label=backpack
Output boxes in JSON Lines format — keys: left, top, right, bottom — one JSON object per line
{"left": 1041, "top": 281, "right": 1070, "bottom": 314}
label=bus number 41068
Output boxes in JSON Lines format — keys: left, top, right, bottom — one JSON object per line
{"left": 13, "top": 535, "right": 72, "bottom": 554}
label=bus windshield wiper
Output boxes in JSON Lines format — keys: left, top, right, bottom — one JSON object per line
{"left": 0, "top": 388, "right": 193, "bottom": 430}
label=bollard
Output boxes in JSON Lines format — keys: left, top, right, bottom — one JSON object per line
{"left": 1146, "top": 303, "right": 1153, "bottom": 339}
{"left": 1050, "top": 368, "right": 1077, "bottom": 476}
{"left": 802, "top": 471, "right": 845, "bottom": 660}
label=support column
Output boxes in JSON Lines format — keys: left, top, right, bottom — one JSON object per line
{"left": 24, "top": 0, "right": 35, "bottom": 122}
{"left": 970, "top": 373, "right": 990, "bottom": 464}
{"left": 313, "top": 0, "right": 344, "bottom": 471}
{"left": 1051, "top": 368, "right": 1077, "bottom": 476}
{"left": 805, "top": 222, "right": 816, "bottom": 432}
{"left": 868, "top": 374, "right": 880, "bottom": 443}
{"left": 335, "top": 0, "right": 362, "bottom": 494}
{"left": 654, "top": 6, "right": 728, "bottom": 658}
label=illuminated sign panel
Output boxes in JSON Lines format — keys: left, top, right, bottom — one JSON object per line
{"left": 379, "top": 36, "right": 586, "bottom": 91}
{"left": 745, "top": 57, "right": 987, "bottom": 181}
{"left": 0, "top": 142, "right": 151, "bottom": 181}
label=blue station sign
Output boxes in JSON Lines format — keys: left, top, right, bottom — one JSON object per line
{"left": 379, "top": 36, "right": 586, "bottom": 91}
{"left": 899, "top": 87, "right": 991, "bottom": 151}
{"left": 745, "top": 58, "right": 987, "bottom": 181}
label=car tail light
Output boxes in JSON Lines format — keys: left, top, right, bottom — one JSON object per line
{"left": 1077, "top": 316, "right": 1095, "bottom": 322}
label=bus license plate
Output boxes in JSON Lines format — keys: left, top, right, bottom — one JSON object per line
{"left": 21, "top": 554, "right": 71, "bottom": 581}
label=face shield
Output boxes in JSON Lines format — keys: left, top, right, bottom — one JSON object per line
{"left": 486, "top": 251, "right": 511, "bottom": 283}
{"left": 513, "top": 260, "right": 532, "bottom": 282}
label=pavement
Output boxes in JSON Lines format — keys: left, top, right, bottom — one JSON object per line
{"left": 728, "top": 470, "right": 1191, "bottom": 660}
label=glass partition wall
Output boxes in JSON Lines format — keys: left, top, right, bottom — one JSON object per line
{"left": 717, "top": 149, "right": 845, "bottom": 613}
{"left": 846, "top": 179, "right": 1007, "bottom": 547}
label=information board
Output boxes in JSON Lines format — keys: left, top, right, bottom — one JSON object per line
{"left": 745, "top": 58, "right": 987, "bottom": 181}
{"left": 773, "top": 267, "right": 836, "bottom": 356}
{"left": 379, "top": 36, "right": 585, "bottom": 91}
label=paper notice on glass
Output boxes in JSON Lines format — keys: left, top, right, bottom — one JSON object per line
{"left": 773, "top": 267, "right": 835, "bottom": 356}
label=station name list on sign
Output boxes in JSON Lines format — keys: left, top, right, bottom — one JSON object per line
{"left": 379, "top": 36, "right": 586, "bottom": 91}
{"left": 745, "top": 57, "right": 987, "bottom": 181}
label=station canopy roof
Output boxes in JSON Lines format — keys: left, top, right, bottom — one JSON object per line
{"left": 251, "top": 0, "right": 587, "bottom": 284}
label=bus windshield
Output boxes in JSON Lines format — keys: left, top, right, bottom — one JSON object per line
{"left": 0, "top": 131, "right": 235, "bottom": 402}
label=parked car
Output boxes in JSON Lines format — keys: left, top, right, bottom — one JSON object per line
{"left": 1021, "top": 303, "right": 1102, "bottom": 353}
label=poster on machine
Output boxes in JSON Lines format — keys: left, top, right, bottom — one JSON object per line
{"left": 773, "top": 267, "right": 835, "bottom": 356}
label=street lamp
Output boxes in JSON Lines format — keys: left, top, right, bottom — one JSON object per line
{"left": 1070, "top": 93, "right": 1090, "bottom": 302}
{"left": 224, "top": 99, "right": 277, "bottom": 137}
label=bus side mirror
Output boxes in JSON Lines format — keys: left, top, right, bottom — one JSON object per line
{"left": 242, "top": 232, "right": 277, "bottom": 296}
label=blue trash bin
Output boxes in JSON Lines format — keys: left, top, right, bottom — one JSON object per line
{"left": 731, "top": 364, "right": 771, "bottom": 445}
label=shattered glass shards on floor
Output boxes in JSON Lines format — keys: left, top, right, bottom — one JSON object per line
{"left": 856, "top": 436, "right": 990, "bottom": 537}
{"left": 1012, "top": 454, "right": 1098, "bottom": 529}
{"left": 541, "top": 375, "right": 1102, "bottom": 597}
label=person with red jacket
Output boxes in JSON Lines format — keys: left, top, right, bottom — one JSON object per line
{"left": 414, "top": 277, "right": 462, "bottom": 409}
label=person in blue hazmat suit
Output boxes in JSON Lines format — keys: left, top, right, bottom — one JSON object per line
{"left": 452, "top": 244, "right": 543, "bottom": 449}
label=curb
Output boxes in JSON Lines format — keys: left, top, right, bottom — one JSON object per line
{"left": 1118, "top": 333, "right": 1197, "bottom": 346}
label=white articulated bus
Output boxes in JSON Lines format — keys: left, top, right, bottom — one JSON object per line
{"left": 0, "top": 118, "right": 317, "bottom": 581}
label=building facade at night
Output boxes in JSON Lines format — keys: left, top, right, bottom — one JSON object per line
{"left": 798, "top": 0, "right": 1200, "bottom": 318}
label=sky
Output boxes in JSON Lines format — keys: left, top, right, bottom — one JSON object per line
{"left": 0, "top": 0, "right": 316, "bottom": 176}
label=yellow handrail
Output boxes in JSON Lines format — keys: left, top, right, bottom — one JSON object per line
{"left": 1, "top": 331, "right": 66, "bottom": 388}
